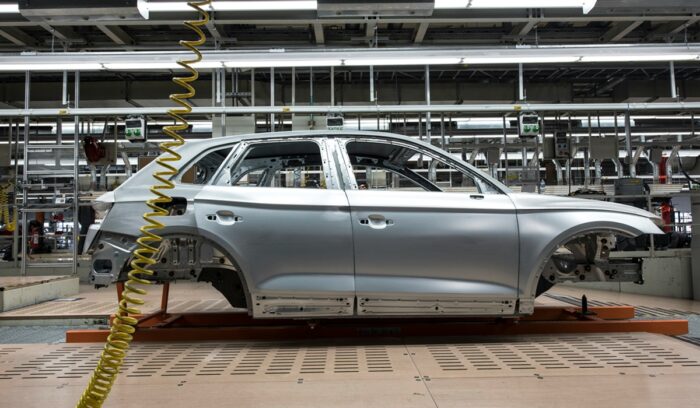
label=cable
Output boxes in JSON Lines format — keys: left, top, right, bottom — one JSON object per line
{"left": 76, "top": 2, "right": 210, "bottom": 407}
{"left": 678, "top": 157, "right": 700, "bottom": 187}
{"left": 0, "top": 181, "right": 17, "bottom": 232}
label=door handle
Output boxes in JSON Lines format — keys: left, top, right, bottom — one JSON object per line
{"left": 359, "top": 214, "right": 394, "bottom": 229}
{"left": 469, "top": 194, "right": 485, "bottom": 200}
{"left": 206, "top": 210, "right": 242, "bottom": 226}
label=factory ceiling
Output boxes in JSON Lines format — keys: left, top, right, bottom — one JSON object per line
{"left": 0, "top": 0, "right": 697, "bottom": 51}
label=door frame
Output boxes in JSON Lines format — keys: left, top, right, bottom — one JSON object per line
{"left": 329, "top": 136, "right": 521, "bottom": 316}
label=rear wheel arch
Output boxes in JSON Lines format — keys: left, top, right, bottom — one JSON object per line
{"left": 117, "top": 233, "right": 253, "bottom": 312}
{"left": 190, "top": 238, "right": 252, "bottom": 311}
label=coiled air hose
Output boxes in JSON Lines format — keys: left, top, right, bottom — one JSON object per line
{"left": 0, "top": 181, "right": 17, "bottom": 232}
{"left": 76, "top": 1, "right": 211, "bottom": 407}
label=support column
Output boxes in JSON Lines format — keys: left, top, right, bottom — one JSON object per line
{"left": 330, "top": 66, "right": 335, "bottom": 106}
{"left": 369, "top": 65, "right": 375, "bottom": 103}
{"left": 585, "top": 114, "right": 592, "bottom": 188}
{"left": 72, "top": 71, "right": 80, "bottom": 275}
{"left": 20, "top": 72, "right": 29, "bottom": 276}
{"left": 624, "top": 111, "right": 634, "bottom": 177}
{"left": 518, "top": 63, "right": 525, "bottom": 101}
{"left": 670, "top": 61, "right": 678, "bottom": 99}
{"left": 502, "top": 116, "right": 509, "bottom": 186}
{"left": 270, "top": 67, "right": 275, "bottom": 132}
{"left": 425, "top": 65, "right": 431, "bottom": 142}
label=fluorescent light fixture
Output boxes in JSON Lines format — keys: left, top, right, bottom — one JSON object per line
{"left": 0, "top": 3, "right": 19, "bottom": 13}
{"left": 463, "top": 56, "right": 580, "bottom": 64}
{"left": 435, "top": 0, "right": 597, "bottom": 14}
{"left": 225, "top": 59, "right": 342, "bottom": 68}
{"left": 344, "top": 58, "right": 463, "bottom": 66}
{"left": 581, "top": 54, "right": 699, "bottom": 62}
{"left": 0, "top": 63, "right": 104, "bottom": 71}
{"left": 147, "top": 1, "right": 317, "bottom": 12}
{"left": 104, "top": 61, "right": 223, "bottom": 70}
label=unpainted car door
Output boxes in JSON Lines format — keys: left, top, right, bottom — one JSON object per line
{"left": 336, "top": 138, "right": 520, "bottom": 316}
{"left": 193, "top": 138, "right": 355, "bottom": 318}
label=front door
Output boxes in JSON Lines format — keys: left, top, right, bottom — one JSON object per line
{"left": 339, "top": 138, "right": 520, "bottom": 316}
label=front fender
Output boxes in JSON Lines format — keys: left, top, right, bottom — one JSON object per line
{"left": 518, "top": 210, "right": 661, "bottom": 300}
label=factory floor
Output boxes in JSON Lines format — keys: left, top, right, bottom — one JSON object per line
{"left": 0, "top": 283, "right": 699, "bottom": 408}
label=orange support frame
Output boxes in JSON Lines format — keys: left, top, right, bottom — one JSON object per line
{"left": 65, "top": 305, "right": 688, "bottom": 343}
{"left": 65, "top": 281, "right": 686, "bottom": 343}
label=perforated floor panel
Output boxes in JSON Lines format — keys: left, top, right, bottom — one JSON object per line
{"left": 1, "top": 333, "right": 700, "bottom": 407}
{"left": 543, "top": 293, "right": 695, "bottom": 318}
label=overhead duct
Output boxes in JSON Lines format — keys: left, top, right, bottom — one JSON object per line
{"left": 18, "top": 0, "right": 149, "bottom": 21}
{"left": 317, "top": 0, "right": 434, "bottom": 17}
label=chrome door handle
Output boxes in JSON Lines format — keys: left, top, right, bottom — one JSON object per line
{"left": 469, "top": 194, "right": 485, "bottom": 200}
{"left": 359, "top": 214, "right": 394, "bottom": 229}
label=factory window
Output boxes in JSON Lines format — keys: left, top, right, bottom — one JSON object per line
{"left": 225, "top": 141, "right": 327, "bottom": 189}
{"left": 345, "top": 140, "right": 501, "bottom": 194}
{"left": 179, "top": 146, "right": 234, "bottom": 185}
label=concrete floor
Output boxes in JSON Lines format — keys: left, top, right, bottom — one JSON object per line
{"left": 0, "top": 283, "right": 698, "bottom": 407}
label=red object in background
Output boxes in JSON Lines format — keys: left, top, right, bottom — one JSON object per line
{"left": 29, "top": 223, "right": 41, "bottom": 250}
{"left": 659, "top": 157, "right": 668, "bottom": 184}
{"left": 660, "top": 201, "right": 674, "bottom": 233}
{"left": 53, "top": 213, "right": 64, "bottom": 222}
{"left": 84, "top": 136, "right": 106, "bottom": 163}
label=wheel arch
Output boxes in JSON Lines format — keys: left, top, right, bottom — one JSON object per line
{"left": 517, "top": 212, "right": 653, "bottom": 312}
{"left": 115, "top": 229, "right": 253, "bottom": 312}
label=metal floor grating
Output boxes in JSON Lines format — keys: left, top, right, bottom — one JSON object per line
{"left": 0, "top": 342, "right": 401, "bottom": 381}
{"left": 1, "top": 333, "right": 699, "bottom": 384}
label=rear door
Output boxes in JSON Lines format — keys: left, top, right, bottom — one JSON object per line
{"left": 194, "top": 138, "right": 355, "bottom": 318}
{"left": 337, "top": 138, "right": 520, "bottom": 316}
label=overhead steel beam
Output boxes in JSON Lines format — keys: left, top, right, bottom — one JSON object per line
{"left": 0, "top": 27, "right": 36, "bottom": 47}
{"left": 96, "top": 25, "right": 133, "bottom": 46}
{"left": 2, "top": 101, "right": 700, "bottom": 117}
{"left": 600, "top": 21, "right": 643, "bottom": 42}
{"left": 647, "top": 18, "right": 699, "bottom": 40}
{"left": 365, "top": 18, "right": 377, "bottom": 45}
{"left": 38, "top": 23, "right": 81, "bottom": 42}
{"left": 414, "top": 22, "right": 429, "bottom": 44}
{"left": 1, "top": 15, "right": 698, "bottom": 29}
{"left": 510, "top": 18, "right": 539, "bottom": 37}
{"left": 204, "top": 21, "right": 222, "bottom": 43}
{"left": 313, "top": 22, "right": 325, "bottom": 44}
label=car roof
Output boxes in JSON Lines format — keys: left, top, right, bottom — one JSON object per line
{"left": 184, "top": 130, "right": 425, "bottom": 147}
{"left": 118, "top": 130, "right": 511, "bottom": 195}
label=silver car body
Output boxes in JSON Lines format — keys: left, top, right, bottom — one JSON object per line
{"left": 88, "top": 131, "right": 662, "bottom": 318}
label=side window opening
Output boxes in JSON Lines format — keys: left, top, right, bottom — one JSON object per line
{"left": 179, "top": 146, "right": 234, "bottom": 185}
{"left": 224, "top": 141, "right": 327, "bottom": 189}
{"left": 345, "top": 140, "right": 501, "bottom": 194}
{"left": 352, "top": 165, "right": 426, "bottom": 191}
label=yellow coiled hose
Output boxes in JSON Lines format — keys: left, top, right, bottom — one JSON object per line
{"left": 76, "top": 2, "right": 211, "bottom": 407}
{"left": 0, "top": 181, "right": 17, "bottom": 232}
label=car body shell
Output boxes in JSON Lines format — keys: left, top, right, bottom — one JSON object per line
{"left": 88, "top": 130, "right": 662, "bottom": 318}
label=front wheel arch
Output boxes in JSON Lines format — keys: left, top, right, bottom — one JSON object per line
{"left": 524, "top": 224, "right": 642, "bottom": 300}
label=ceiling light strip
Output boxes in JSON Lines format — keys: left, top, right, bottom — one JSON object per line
{"left": 1, "top": 46, "right": 698, "bottom": 71}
